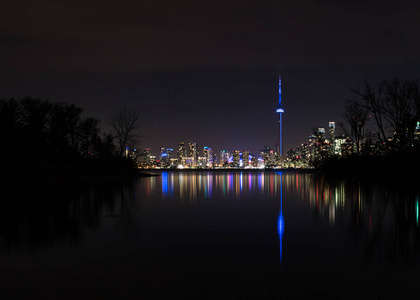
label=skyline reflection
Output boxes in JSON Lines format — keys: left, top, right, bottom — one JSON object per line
{"left": 1, "top": 171, "right": 420, "bottom": 298}
{"left": 277, "top": 172, "right": 284, "bottom": 264}
{"left": 148, "top": 171, "right": 420, "bottom": 266}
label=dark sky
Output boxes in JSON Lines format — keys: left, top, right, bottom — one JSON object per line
{"left": 1, "top": 0, "right": 420, "bottom": 156}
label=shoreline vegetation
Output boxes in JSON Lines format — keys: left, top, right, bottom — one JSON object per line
{"left": 0, "top": 97, "right": 143, "bottom": 187}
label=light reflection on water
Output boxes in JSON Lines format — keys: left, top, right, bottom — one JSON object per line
{"left": 1, "top": 171, "right": 420, "bottom": 298}
{"left": 144, "top": 171, "right": 420, "bottom": 267}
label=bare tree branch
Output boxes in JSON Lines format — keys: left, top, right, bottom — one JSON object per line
{"left": 108, "top": 107, "right": 140, "bottom": 157}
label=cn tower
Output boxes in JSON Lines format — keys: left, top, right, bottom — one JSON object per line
{"left": 276, "top": 74, "right": 284, "bottom": 167}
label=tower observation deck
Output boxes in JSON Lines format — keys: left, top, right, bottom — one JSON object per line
{"left": 276, "top": 74, "right": 284, "bottom": 167}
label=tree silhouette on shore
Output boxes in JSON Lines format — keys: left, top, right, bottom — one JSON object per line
{"left": 0, "top": 97, "right": 140, "bottom": 180}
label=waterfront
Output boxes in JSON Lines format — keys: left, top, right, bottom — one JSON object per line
{"left": 1, "top": 171, "right": 419, "bottom": 298}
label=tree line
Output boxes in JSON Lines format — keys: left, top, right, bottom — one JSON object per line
{"left": 322, "top": 78, "right": 420, "bottom": 180}
{"left": 341, "top": 78, "right": 420, "bottom": 155}
{"left": 0, "top": 97, "right": 139, "bottom": 179}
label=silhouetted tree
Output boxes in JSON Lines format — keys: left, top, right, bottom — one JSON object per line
{"left": 49, "top": 102, "right": 84, "bottom": 160}
{"left": 352, "top": 81, "right": 390, "bottom": 152}
{"left": 0, "top": 98, "right": 97, "bottom": 165}
{"left": 340, "top": 99, "right": 368, "bottom": 155}
{"left": 382, "top": 79, "right": 419, "bottom": 149}
{"left": 0, "top": 97, "right": 140, "bottom": 181}
{"left": 98, "top": 132, "right": 116, "bottom": 158}
{"left": 78, "top": 117, "right": 101, "bottom": 157}
{"left": 108, "top": 107, "right": 140, "bottom": 157}
{"left": 352, "top": 79, "right": 420, "bottom": 152}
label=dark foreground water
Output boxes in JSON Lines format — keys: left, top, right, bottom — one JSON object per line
{"left": 1, "top": 171, "right": 420, "bottom": 298}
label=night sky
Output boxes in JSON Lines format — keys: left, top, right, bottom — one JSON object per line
{"left": 1, "top": 0, "right": 420, "bottom": 156}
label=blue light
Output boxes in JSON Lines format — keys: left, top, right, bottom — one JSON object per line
{"left": 276, "top": 107, "right": 284, "bottom": 113}
{"left": 161, "top": 153, "right": 168, "bottom": 157}
{"left": 278, "top": 74, "right": 282, "bottom": 105}
{"left": 278, "top": 215, "right": 284, "bottom": 236}
{"left": 162, "top": 172, "right": 168, "bottom": 195}
{"left": 278, "top": 214, "right": 284, "bottom": 264}
{"left": 278, "top": 172, "right": 284, "bottom": 264}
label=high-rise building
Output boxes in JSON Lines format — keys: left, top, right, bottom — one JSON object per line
{"left": 232, "top": 150, "right": 240, "bottom": 168}
{"left": 159, "top": 146, "right": 171, "bottom": 166}
{"left": 159, "top": 147, "right": 165, "bottom": 158}
{"left": 203, "top": 146, "right": 212, "bottom": 167}
{"left": 242, "top": 150, "right": 250, "bottom": 167}
{"left": 177, "top": 142, "right": 186, "bottom": 164}
{"left": 189, "top": 142, "right": 198, "bottom": 166}
{"left": 220, "top": 150, "right": 230, "bottom": 165}
{"left": 251, "top": 156, "right": 258, "bottom": 167}
{"left": 317, "top": 128, "right": 326, "bottom": 141}
{"left": 144, "top": 148, "right": 151, "bottom": 163}
{"left": 329, "top": 122, "right": 335, "bottom": 141}
{"left": 276, "top": 74, "right": 285, "bottom": 167}
{"left": 260, "top": 146, "right": 271, "bottom": 166}
{"left": 166, "top": 148, "right": 173, "bottom": 160}
{"left": 334, "top": 135, "right": 347, "bottom": 155}
{"left": 308, "top": 133, "right": 317, "bottom": 163}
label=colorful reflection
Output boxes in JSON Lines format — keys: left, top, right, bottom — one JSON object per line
{"left": 144, "top": 171, "right": 290, "bottom": 202}
{"left": 139, "top": 171, "right": 420, "bottom": 266}
{"left": 146, "top": 171, "right": 288, "bottom": 263}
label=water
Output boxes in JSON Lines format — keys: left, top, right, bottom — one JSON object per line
{"left": 1, "top": 171, "right": 420, "bottom": 298}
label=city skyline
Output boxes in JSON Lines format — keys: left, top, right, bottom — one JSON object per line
{"left": 138, "top": 118, "right": 341, "bottom": 168}
{"left": 1, "top": 1, "right": 419, "bottom": 157}
{"left": 138, "top": 114, "right": 341, "bottom": 159}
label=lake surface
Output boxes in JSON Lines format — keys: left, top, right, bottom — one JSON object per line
{"left": 1, "top": 171, "right": 420, "bottom": 298}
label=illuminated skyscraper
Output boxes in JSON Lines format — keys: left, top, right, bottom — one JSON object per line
{"left": 159, "top": 147, "right": 165, "bottom": 156}
{"left": 177, "top": 142, "right": 186, "bottom": 164}
{"left": 159, "top": 146, "right": 166, "bottom": 162}
{"left": 159, "top": 147, "right": 171, "bottom": 166}
{"left": 220, "top": 150, "right": 230, "bottom": 165}
{"left": 317, "top": 128, "right": 326, "bottom": 141}
{"left": 276, "top": 74, "right": 285, "bottom": 167}
{"left": 242, "top": 150, "right": 250, "bottom": 167}
{"left": 203, "top": 146, "right": 212, "bottom": 167}
{"left": 189, "top": 142, "right": 198, "bottom": 166}
{"left": 260, "top": 146, "right": 270, "bottom": 166}
{"left": 143, "top": 148, "right": 151, "bottom": 163}
{"left": 329, "top": 122, "right": 335, "bottom": 140}
{"left": 232, "top": 150, "right": 240, "bottom": 168}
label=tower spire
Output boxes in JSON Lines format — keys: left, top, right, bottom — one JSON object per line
{"left": 278, "top": 75, "right": 282, "bottom": 106}
{"left": 276, "top": 74, "right": 284, "bottom": 167}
